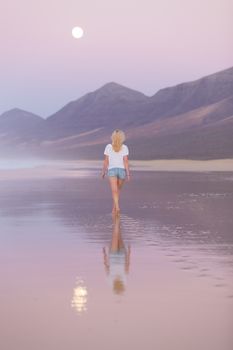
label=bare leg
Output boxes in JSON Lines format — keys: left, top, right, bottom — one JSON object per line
{"left": 117, "top": 178, "right": 125, "bottom": 191}
{"left": 117, "top": 178, "right": 125, "bottom": 209}
{"left": 109, "top": 177, "right": 120, "bottom": 213}
{"left": 110, "top": 214, "right": 125, "bottom": 251}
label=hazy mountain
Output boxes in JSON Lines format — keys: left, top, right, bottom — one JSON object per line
{"left": 0, "top": 108, "right": 45, "bottom": 156}
{"left": 0, "top": 108, "right": 44, "bottom": 133}
{"left": 1, "top": 67, "right": 233, "bottom": 159}
{"left": 42, "top": 82, "right": 148, "bottom": 140}
{"left": 149, "top": 66, "right": 233, "bottom": 120}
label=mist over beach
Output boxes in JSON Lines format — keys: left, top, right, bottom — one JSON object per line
{"left": 1, "top": 0, "right": 233, "bottom": 349}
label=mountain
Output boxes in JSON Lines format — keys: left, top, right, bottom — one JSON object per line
{"left": 0, "top": 67, "right": 233, "bottom": 159}
{"left": 150, "top": 66, "right": 233, "bottom": 118}
{"left": 0, "top": 108, "right": 44, "bottom": 133}
{"left": 0, "top": 108, "right": 45, "bottom": 156}
{"left": 42, "top": 82, "right": 148, "bottom": 140}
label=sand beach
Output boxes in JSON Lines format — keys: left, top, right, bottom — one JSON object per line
{"left": 0, "top": 160, "right": 233, "bottom": 350}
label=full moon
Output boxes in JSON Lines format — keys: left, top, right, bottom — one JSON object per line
{"left": 72, "top": 27, "right": 84, "bottom": 39}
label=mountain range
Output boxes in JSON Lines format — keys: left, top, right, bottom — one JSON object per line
{"left": 1, "top": 66, "right": 233, "bottom": 160}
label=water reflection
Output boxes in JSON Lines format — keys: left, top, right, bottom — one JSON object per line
{"left": 0, "top": 172, "right": 233, "bottom": 349}
{"left": 103, "top": 214, "right": 131, "bottom": 295}
{"left": 71, "top": 277, "right": 88, "bottom": 314}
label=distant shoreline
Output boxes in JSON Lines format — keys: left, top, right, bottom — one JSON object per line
{"left": 131, "top": 159, "right": 233, "bottom": 172}
{"left": 0, "top": 158, "right": 233, "bottom": 181}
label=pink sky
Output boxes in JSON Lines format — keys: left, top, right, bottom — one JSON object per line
{"left": 0, "top": 0, "right": 232, "bottom": 117}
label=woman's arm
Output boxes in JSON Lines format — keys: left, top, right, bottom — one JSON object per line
{"left": 125, "top": 245, "right": 131, "bottom": 274}
{"left": 103, "top": 247, "right": 110, "bottom": 274}
{"left": 123, "top": 156, "right": 130, "bottom": 181}
{"left": 102, "top": 155, "right": 109, "bottom": 178}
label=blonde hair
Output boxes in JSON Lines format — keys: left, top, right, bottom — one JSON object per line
{"left": 111, "top": 129, "right": 125, "bottom": 152}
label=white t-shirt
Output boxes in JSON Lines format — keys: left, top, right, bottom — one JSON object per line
{"left": 104, "top": 144, "right": 129, "bottom": 169}
{"left": 108, "top": 251, "right": 127, "bottom": 288}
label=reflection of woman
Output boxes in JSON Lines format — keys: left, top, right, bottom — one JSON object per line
{"left": 103, "top": 214, "right": 131, "bottom": 295}
{"left": 101, "top": 129, "right": 130, "bottom": 214}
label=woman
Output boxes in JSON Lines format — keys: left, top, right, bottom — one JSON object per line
{"left": 102, "top": 129, "right": 130, "bottom": 214}
{"left": 103, "top": 214, "right": 131, "bottom": 295}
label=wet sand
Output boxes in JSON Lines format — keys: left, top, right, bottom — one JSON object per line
{"left": 0, "top": 167, "right": 233, "bottom": 350}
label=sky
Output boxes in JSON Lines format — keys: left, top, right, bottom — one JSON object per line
{"left": 0, "top": 0, "right": 232, "bottom": 117}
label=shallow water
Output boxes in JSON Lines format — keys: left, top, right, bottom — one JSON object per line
{"left": 0, "top": 171, "right": 233, "bottom": 350}
{"left": 0, "top": 158, "right": 51, "bottom": 170}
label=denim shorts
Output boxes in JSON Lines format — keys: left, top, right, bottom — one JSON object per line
{"left": 108, "top": 167, "right": 126, "bottom": 179}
